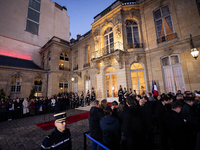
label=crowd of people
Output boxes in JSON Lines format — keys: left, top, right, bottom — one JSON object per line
{"left": 0, "top": 91, "right": 95, "bottom": 122}
{"left": 88, "top": 89, "right": 200, "bottom": 150}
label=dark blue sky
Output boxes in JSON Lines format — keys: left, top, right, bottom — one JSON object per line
{"left": 53, "top": 0, "right": 116, "bottom": 40}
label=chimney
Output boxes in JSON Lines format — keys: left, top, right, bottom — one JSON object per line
{"left": 70, "top": 38, "right": 75, "bottom": 43}
{"left": 77, "top": 34, "right": 81, "bottom": 40}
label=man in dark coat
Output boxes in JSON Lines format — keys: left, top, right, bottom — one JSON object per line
{"left": 165, "top": 100, "right": 192, "bottom": 150}
{"left": 41, "top": 112, "right": 72, "bottom": 150}
{"left": 100, "top": 105, "right": 121, "bottom": 150}
{"left": 88, "top": 100, "right": 104, "bottom": 150}
{"left": 118, "top": 85, "right": 123, "bottom": 102}
{"left": 154, "top": 95, "right": 169, "bottom": 150}
{"left": 123, "top": 96, "right": 147, "bottom": 150}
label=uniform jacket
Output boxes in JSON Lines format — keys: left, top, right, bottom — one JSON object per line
{"left": 41, "top": 127, "right": 71, "bottom": 150}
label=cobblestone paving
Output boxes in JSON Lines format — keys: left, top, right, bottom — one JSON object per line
{"left": 0, "top": 107, "right": 92, "bottom": 150}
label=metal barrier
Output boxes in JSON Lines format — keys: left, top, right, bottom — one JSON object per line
{"left": 84, "top": 131, "right": 110, "bottom": 150}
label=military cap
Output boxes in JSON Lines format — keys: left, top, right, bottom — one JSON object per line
{"left": 54, "top": 112, "right": 67, "bottom": 121}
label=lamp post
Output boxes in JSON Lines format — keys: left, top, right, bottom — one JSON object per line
{"left": 71, "top": 77, "right": 74, "bottom": 82}
{"left": 190, "top": 34, "right": 199, "bottom": 59}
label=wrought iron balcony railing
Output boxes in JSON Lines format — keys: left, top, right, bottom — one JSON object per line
{"left": 91, "top": 41, "right": 123, "bottom": 59}
{"left": 73, "top": 65, "right": 78, "bottom": 71}
{"left": 127, "top": 43, "right": 143, "bottom": 49}
{"left": 157, "top": 33, "right": 177, "bottom": 44}
{"left": 83, "top": 63, "right": 90, "bottom": 68}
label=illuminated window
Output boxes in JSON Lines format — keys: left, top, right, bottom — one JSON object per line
{"left": 161, "top": 55, "right": 185, "bottom": 93}
{"left": 26, "top": 0, "right": 41, "bottom": 35}
{"left": 130, "top": 63, "right": 146, "bottom": 95}
{"left": 34, "top": 77, "right": 42, "bottom": 97}
{"left": 59, "top": 52, "right": 69, "bottom": 71}
{"left": 154, "top": 5, "right": 175, "bottom": 43}
{"left": 10, "top": 76, "right": 22, "bottom": 98}
{"left": 59, "top": 78, "right": 68, "bottom": 93}
{"left": 85, "top": 45, "right": 90, "bottom": 64}
{"left": 105, "top": 67, "right": 117, "bottom": 99}
{"left": 104, "top": 28, "right": 114, "bottom": 55}
{"left": 126, "top": 20, "right": 140, "bottom": 48}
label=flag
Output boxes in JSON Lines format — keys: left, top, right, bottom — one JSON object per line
{"left": 154, "top": 80, "right": 158, "bottom": 96}
{"left": 152, "top": 80, "right": 154, "bottom": 94}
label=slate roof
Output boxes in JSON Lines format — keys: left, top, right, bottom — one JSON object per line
{"left": 0, "top": 55, "right": 43, "bottom": 70}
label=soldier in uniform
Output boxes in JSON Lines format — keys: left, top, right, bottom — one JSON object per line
{"left": 129, "top": 88, "right": 133, "bottom": 97}
{"left": 80, "top": 91, "right": 84, "bottom": 107}
{"left": 75, "top": 93, "right": 79, "bottom": 108}
{"left": 41, "top": 112, "right": 72, "bottom": 150}
{"left": 91, "top": 87, "right": 96, "bottom": 102}
{"left": 71, "top": 93, "right": 75, "bottom": 109}
{"left": 123, "top": 87, "right": 128, "bottom": 100}
{"left": 118, "top": 85, "right": 124, "bottom": 102}
{"left": 86, "top": 90, "right": 90, "bottom": 106}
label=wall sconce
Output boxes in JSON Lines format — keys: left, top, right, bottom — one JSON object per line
{"left": 71, "top": 77, "right": 74, "bottom": 82}
{"left": 190, "top": 34, "right": 199, "bottom": 59}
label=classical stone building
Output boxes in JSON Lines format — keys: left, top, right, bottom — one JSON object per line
{"left": 0, "top": 0, "right": 200, "bottom": 102}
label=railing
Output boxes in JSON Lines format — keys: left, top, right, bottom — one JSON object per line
{"left": 122, "top": 1, "right": 137, "bottom": 5}
{"left": 83, "top": 63, "right": 90, "bottom": 68}
{"left": 157, "top": 33, "right": 177, "bottom": 44}
{"left": 127, "top": 43, "right": 143, "bottom": 49}
{"left": 73, "top": 65, "right": 78, "bottom": 71}
{"left": 59, "top": 66, "right": 70, "bottom": 71}
{"left": 91, "top": 41, "right": 123, "bottom": 59}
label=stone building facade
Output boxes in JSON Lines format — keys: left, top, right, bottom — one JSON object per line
{"left": 0, "top": 0, "right": 200, "bottom": 102}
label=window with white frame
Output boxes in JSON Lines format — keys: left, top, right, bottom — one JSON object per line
{"left": 104, "top": 28, "right": 114, "bottom": 55}
{"left": 34, "top": 77, "right": 42, "bottom": 97}
{"left": 85, "top": 76, "right": 90, "bottom": 97}
{"left": 74, "top": 77, "right": 78, "bottom": 94}
{"left": 59, "top": 78, "right": 68, "bottom": 94}
{"left": 10, "top": 76, "right": 22, "bottom": 98}
{"left": 126, "top": 20, "right": 140, "bottom": 48}
{"left": 154, "top": 5, "right": 176, "bottom": 44}
{"left": 161, "top": 55, "right": 185, "bottom": 94}
{"left": 59, "top": 52, "right": 69, "bottom": 71}
{"left": 26, "top": 0, "right": 41, "bottom": 35}
{"left": 130, "top": 63, "right": 146, "bottom": 95}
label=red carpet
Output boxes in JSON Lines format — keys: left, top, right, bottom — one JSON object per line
{"left": 36, "top": 112, "right": 89, "bottom": 130}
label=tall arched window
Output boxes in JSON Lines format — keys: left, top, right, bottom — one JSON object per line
{"left": 104, "top": 28, "right": 114, "bottom": 55}
{"left": 59, "top": 52, "right": 69, "bottom": 71}
{"left": 85, "top": 75, "right": 90, "bottom": 96}
{"left": 10, "top": 75, "right": 22, "bottom": 98}
{"left": 59, "top": 78, "right": 68, "bottom": 94}
{"left": 74, "top": 51, "right": 78, "bottom": 70}
{"left": 34, "top": 77, "right": 42, "bottom": 97}
{"left": 126, "top": 20, "right": 140, "bottom": 48}
{"left": 47, "top": 51, "right": 51, "bottom": 69}
{"left": 85, "top": 45, "right": 90, "bottom": 65}
{"left": 130, "top": 63, "right": 146, "bottom": 95}
{"left": 105, "top": 67, "right": 118, "bottom": 102}
{"left": 154, "top": 5, "right": 175, "bottom": 43}
{"left": 161, "top": 55, "right": 185, "bottom": 93}
{"left": 74, "top": 77, "right": 78, "bottom": 94}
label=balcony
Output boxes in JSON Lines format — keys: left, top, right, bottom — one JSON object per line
{"left": 83, "top": 63, "right": 90, "bottom": 68}
{"left": 73, "top": 65, "right": 78, "bottom": 71}
{"left": 157, "top": 33, "right": 178, "bottom": 44}
{"left": 127, "top": 43, "right": 143, "bottom": 49}
{"left": 91, "top": 42, "right": 123, "bottom": 59}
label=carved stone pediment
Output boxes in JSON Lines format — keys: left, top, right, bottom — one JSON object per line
{"left": 113, "top": 15, "right": 122, "bottom": 26}
{"left": 164, "top": 47, "right": 174, "bottom": 55}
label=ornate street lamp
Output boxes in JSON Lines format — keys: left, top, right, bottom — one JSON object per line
{"left": 190, "top": 34, "right": 199, "bottom": 59}
{"left": 71, "top": 77, "right": 74, "bottom": 82}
